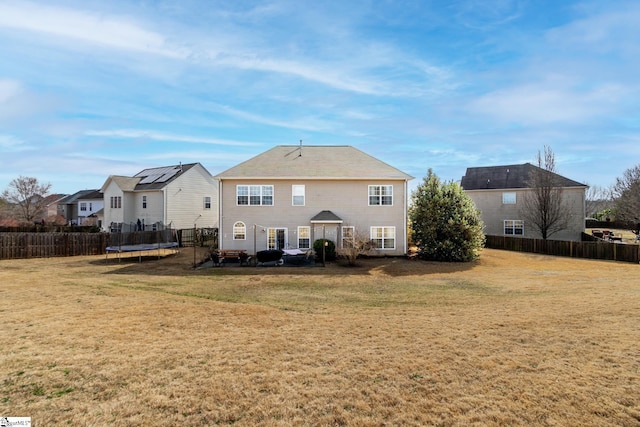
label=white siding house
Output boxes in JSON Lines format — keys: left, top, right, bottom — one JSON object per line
{"left": 100, "top": 163, "right": 218, "bottom": 231}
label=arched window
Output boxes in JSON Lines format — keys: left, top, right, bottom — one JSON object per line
{"left": 233, "top": 221, "right": 246, "bottom": 240}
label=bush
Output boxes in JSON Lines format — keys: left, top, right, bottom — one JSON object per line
{"left": 313, "top": 239, "right": 336, "bottom": 261}
{"left": 409, "top": 169, "right": 485, "bottom": 262}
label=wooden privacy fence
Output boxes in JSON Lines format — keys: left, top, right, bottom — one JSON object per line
{"left": 485, "top": 235, "right": 640, "bottom": 264}
{"left": 0, "top": 229, "right": 209, "bottom": 260}
{"left": 0, "top": 233, "right": 109, "bottom": 259}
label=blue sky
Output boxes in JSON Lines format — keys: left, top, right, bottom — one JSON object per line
{"left": 1, "top": 0, "right": 639, "bottom": 195}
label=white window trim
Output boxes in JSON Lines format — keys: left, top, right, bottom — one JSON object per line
{"left": 368, "top": 185, "right": 393, "bottom": 206}
{"left": 292, "top": 185, "right": 305, "bottom": 206}
{"left": 504, "top": 219, "right": 524, "bottom": 236}
{"left": 236, "top": 185, "right": 274, "bottom": 206}
{"left": 502, "top": 192, "right": 517, "bottom": 204}
{"left": 297, "top": 226, "right": 311, "bottom": 249}
{"left": 233, "top": 221, "right": 246, "bottom": 240}
{"left": 342, "top": 226, "right": 355, "bottom": 248}
{"left": 204, "top": 196, "right": 211, "bottom": 209}
{"left": 370, "top": 226, "right": 396, "bottom": 250}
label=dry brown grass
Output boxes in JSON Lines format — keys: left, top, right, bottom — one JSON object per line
{"left": 1, "top": 248, "right": 639, "bottom": 426}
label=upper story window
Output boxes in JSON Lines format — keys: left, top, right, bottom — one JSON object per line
{"left": 502, "top": 192, "right": 516, "bottom": 204}
{"left": 80, "top": 202, "right": 87, "bottom": 211}
{"left": 237, "top": 185, "right": 273, "bottom": 206}
{"left": 369, "top": 185, "right": 393, "bottom": 206}
{"left": 233, "top": 221, "right": 246, "bottom": 240}
{"left": 292, "top": 185, "right": 305, "bottom": 206}
{"left": 142, "top": 195, "right": 147, "bottom": 209}
{"left": 110, "top": 196, "right": 122, "bottom": 209}
{"left": 203, "top": 196, "right": 211, "bottom": 209}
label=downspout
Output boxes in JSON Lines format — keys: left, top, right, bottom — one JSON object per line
{"left": 163, "top": 188, "right": 168, "bottom": 227}
{"left": 218, "top": 179, "right": 223, "bottom": 250}
{"left": 404, "top": 179, "right": 408, "bottom": 255}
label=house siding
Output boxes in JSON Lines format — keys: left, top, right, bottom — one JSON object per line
{"left": 467, "top": 187, "right": 585, "bottom": 241}
{"left": 219, "top": 179, "right": 408, "bottom": 255}
{"left": 165, "top": 166, "right": 218, "bottom": 230}
{"left": 129, "top": 190, "right": 164, "bottom": 228}
{"left": 102, "top": 181, "right": 124, "bottom": 227}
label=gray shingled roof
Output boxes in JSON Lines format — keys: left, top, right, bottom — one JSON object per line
{"left": 215, "top": 145, "right": 413, "bottom": 180}
{"left": 58, "top": 189, "right": 101, "bottom": 204}
{"left": 460, "top": 163, "right": 586, "bottom": 190}
{"left": 133, "top": 163, "right": 199, "bottom": 190}
{"left": 102, "top": 163, "right": 204, "bottom": 192}
{"left": 310, "top": 210, "right": 343, "bottom": 223}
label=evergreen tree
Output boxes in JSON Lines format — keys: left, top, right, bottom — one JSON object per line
{"left": 409, "top": 169, "right": 484, "bottom": 262}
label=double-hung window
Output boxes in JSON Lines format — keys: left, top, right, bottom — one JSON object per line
{"left": 371, "top": 226, "right": 395, "bottom": 250}
{"left": 502, "top": 192, "right": 516, "bottom": 204}
{"left": 342, "top": 226, "right": 355, "bottom": 248}
{"left": 298, "top": 226, "right": 310, "bottom": 249}
{"left": 142, "top": 196, "right": 147, "bottom": 209}
{"left": 203, "top": 196, "right": 211, "bottom": 209}
{"left": 237, "top": 185, "right": 274, "bottom": 206}
{"left": 504, "top": 220, "right": 524, "bottom": 235}
{"left": 233, "top": 222, "right": 246, "bottom": 240}
{"left": 369, "top": 185, "right": 393, "bottom": 206}
{"left": 292, "top": 185, "right": 305, "bottom": 206}
{"left": 80, "top": 202, "right": 87, "bottom": 212}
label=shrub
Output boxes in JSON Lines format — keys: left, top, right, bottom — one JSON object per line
{"left": 313, "top": 239, "right": 336, "bottom": 261}
{"left": 409, "top": 169, "right": 485, "bottom": 262}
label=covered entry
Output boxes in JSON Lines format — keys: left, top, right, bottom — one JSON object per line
{"left": 310, "top": 210, "right": 343, "bottom": 247}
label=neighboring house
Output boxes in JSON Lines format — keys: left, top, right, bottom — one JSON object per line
{"left": 460, "top": 163, "right": 587, "bottom": 241}
{"left": 42, "top": 194, "right": 68, "bottom": 223}
{"left": 58, "top": 190, "right": 104, "bottom": 226}
{"left": 214, "top": 145, "right": 413, "bottom": 256}
{"left": 100, "top": 163, "right": 218, "bottom": 231}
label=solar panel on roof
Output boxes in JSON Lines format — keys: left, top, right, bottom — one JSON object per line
{"left": 135, "top": 166, "right": 181, "bottom": 184}
{"left": 155, "top": 167, "right": 180, "bottom": 183}
{"left": 139, "top": 173, "right": 162, "bottom": 184}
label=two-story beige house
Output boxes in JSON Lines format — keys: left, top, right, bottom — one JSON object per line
{"left": 215, "top": 145, "right": 413, "bottom": 256}
{"left": 461, "top": 163, "right": 587, "bottom": 241}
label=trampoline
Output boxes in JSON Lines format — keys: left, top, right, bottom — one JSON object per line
{"left": 105, "top": 227, "right": 179, "bottom": 262}
{"left": 105, "top": 242, "right": 179, "bottom": 262}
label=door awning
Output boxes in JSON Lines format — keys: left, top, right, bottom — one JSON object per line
{"left": 310, "top": 210, "right": 343, "bottom": 224}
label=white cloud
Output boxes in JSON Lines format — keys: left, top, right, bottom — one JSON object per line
{"left": 0, "top": 1, "right": 186, "bottom": 58}
{"left": 0, "top": 134, "right": 30, "bottom": 151}
{"left": 85, "top": 129, "right": 259, "bottom": 147}
{"left": 0, "top": 79, "right": 22, "bottom": 103}
{"left": 0, "top": 78, "right": 58, "bottom": 123}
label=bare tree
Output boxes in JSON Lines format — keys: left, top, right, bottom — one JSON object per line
{"left": 612, "top": 164, "right": 640, "bottom": 223}
{"left": 584, "top": 184, "right": 612, "bottom": 219}
{"left": 337, "top": 228, "right": 375, "bottom": 266}
{"left": 1, "top": 176, "right": 52, "bottom": 223}
{"left": 520, "top": 146, "right": 571, "bottom": 240}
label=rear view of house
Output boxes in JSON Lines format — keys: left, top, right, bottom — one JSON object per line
{"left": 215, "top": 145, "right": 413, "bottom": 256}
{"left": 101, "top": 163, "right": 218, "bottom": 231}
{"left": 461, "top": 163, "right": 586, "bottom": 241}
